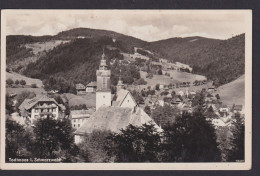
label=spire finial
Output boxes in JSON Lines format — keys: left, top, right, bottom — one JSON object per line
{"left": 102, "top": 48, "right": 105, "bottom": 59}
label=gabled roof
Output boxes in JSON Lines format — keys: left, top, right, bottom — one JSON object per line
{"left": 70, "top": 109, "right": 95, "bottom": 119}
{"left": 234, "top": 105, "right": 243, "bottom": 111}
{"left": 75, "top": 106, "right": 163, "bottom": 135}
{"left": 86, "top": 81, "right": 97, "bottom": 87}
{"left": 113, "top": 89, "right": 137, "bottom": 107}
{"left": 19, "top": 95, "right": 66, "bottom": 111}
{"left": 220, "top": 104, "right": 228, "bottom": 108}
{"left": 76, "top": 83, "right": 86, "bottom": 89}
{"left": 207, "top": 93, "right": 214, "bottom": 97}
{"left": 219, "top": 111, "right": 229, "bottom": 117}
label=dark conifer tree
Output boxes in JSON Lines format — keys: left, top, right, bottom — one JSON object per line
{"left": 227, "top": 113, "right": 245, "bottom": 162}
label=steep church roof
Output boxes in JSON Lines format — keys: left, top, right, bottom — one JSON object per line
{"left": 74, "top": 106, "right": 163, "bottom": 135}
{"left": 112, "top": 89, "right": 137, "bottom": 107}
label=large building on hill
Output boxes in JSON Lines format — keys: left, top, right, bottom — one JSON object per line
{"left": 74, "top": 52, "right": 161, "bottom": 144}
{"left": 19, "top": 95, "right": 66, "bottom": 124}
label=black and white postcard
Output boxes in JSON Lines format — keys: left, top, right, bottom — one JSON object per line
{"left": 0, "top": 10, "right": 252, "bottom": 170}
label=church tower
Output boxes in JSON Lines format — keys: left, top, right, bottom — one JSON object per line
{"left": 96, "top": 50, "right": 112, "bottom": 110}
{"left": 116, "top": 65, "right": 124, "bottom": 92}
{"left": 116, "top": 76, "right": 124, "bottom": 92}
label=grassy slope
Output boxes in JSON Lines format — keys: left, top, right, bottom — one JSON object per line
{"left": 6, "top": 88, "right": 46, "bottom": 95}
{"left": 6, "top": 72, "right": 43, "bottom": 87}
{"left": 62, "top": 93, "right": 96, "bottom": 108}
{"left": 216, "top": 75, "right": 245, "bottom": 106}
{"left": 140, "top": 70, "right": 206, "bottom": 87}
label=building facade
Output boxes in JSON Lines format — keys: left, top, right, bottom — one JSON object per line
{"left": 86, "top": 81, "right": 97, "bottom": 93}
{"left": 70, "top": 109, "right": 95, "bottom": 129}
{"left": 19, "top": 95, "right": 66, "bottom": 124}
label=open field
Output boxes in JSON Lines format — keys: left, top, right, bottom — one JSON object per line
{"left": 62, "top": 93, "right": 96, "bottom": 108}
{"left": 216, "top": 75, "right": 245, "bottom": 107}
{"left": 25, "top": 40, "right": 70, "bottom": 55}
{"left": 6, "top": 72, "right": 43, "bottom": 87}
{"left": 140, "top": 70, "right": 206, "bottom": 87}
{"left": 6, "top": 87, "right": 46, "bottom": 95}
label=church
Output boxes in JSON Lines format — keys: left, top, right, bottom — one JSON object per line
{"left": 74, "top": 51, "right": 162, "bottom": 144}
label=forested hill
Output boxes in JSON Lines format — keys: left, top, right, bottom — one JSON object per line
{"left": 23, "top": 37, "right": 125, "bottom": 84}
{"left": 7, "top": 28, "right": 245, "bottom": 87}
{"left": 55, "top": 28, "right": 147, "bottom": 53}
{"left": 148, "top": 34, "right": 245, "bottom": 86}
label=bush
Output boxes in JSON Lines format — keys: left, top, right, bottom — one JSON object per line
{"left": 158, "top": 69, "right": 162, "bottom": 75}
{"left": 15, "top": 80, "right": 19, "bottom": 85}
{"left": 19, "top": 80, "right": 26, "bottom": 86}
{"left": 6, "top": 79, "right": 14, "bottom": 86}
{"left": 146, "top": 73, "right": 153, "bottom": 79}
{"left": 31, "top": 84, "right": 37, "bottom": 88}
{"left": 155, "top": 84, "right": 160, "bottom": 91}
{"left": 134, "top": 78, "right": 147, "bottom": 85}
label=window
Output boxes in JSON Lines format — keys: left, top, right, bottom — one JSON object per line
{"left": 103, "top": 77, "right": 106, "bottom": 88}
{"left": 78, "top": 124, "right": 80, "bottom": 127}
{"left": 53, "top": 108, "right": 56, "bottom": 112}
{"left": 103, "top": 96, "right": 105, "bottom": 98}
{"left": 74, "top": 124, "right": 76, "bottom": 127}
{"left": 74, "top": 119, "right": 76, "bottom": 122}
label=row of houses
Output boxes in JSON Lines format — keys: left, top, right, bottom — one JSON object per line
{"left": 75, "top": 81, "right": 97, "bottom": 95}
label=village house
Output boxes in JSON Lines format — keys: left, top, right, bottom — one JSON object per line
{"left": 19, "top": 95, "right": 66, "bottom": 124}
{"left": 208, "top": 86, "right": 216, "bottom": 92}
{"left": 86, "top": 81, "right": 97, "bottom": 93}
{"left": 76, "top": 83, "right": 86, "bottom": 95}
{"left": 233, "top": 105, "right": 243, "bottom": 113}
{"left": 177, "top": 90, "right": 185, "bottom": 96}
{"left": 155, "top": 96, "right": 165, "bottom": 107}
{"left": 159, "top": 58, "right": 168, "bottom": 63}
{"left": 70, "top": 108, "right": 95, "bottom": 129}
{"left": 219, "top": 104, "right": 230, "bottom": 113}
{"left": 175, "top": 62, "right": 193, "bottom": 72}
{"left": 171, "top": 97, "right": 182, "bottom": 105}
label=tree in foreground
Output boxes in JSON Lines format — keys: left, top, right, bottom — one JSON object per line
{"left": 227, "top": 113, "right": 245, "bottom": 162}
{"left": 78, "top": 130, "right": 111, "bottom": 162}
{"left": 105, "top": 124, "right": 162, "bottom": 162}
{"left": 162, "top": 111, "right": 221, "bottom": 162}
{"left": 151, "top": 104, "right": 179, "bottom": 129}
{"left": 33, "top": 117, "right": 78, "bottom": 161}
{"left": 5, "top": 119, "right": 33, "bottom": 161}
{"left": 6, "top": 78, "right": 14, "bottom": 86}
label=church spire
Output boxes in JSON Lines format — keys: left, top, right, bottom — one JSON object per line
{"left": 99, "top": 48, "right": 107, "bottom": 70}
{"left": 102, "top": 48, "right": 105, "bottom": 60}
{"left": 117, "top": 60, "right": 124, "bottom": 91}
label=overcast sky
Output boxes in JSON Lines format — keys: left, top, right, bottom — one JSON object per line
{"left": 4, "top": 10, "right": 247, "bottom": 42}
